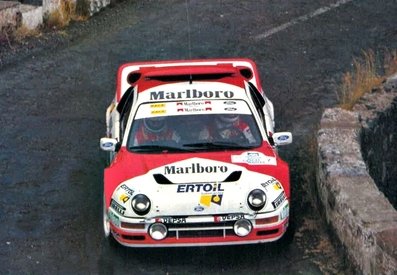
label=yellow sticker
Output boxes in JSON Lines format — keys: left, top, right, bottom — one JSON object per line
{"left": 200, "top": 195, "right": 212, "bottom": 207}
{"left": 119, "top": 193, "right": 130, "bottom": 203}
{"left": 150, "top": 103, "right": 166, "bottom": 108}
{"left": 151, "top": 110, "right": 166, "bottom": 114}
{"left": 273, "top": 182, "right": 282, "bottom": 190}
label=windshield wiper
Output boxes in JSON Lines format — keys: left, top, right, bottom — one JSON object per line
{"left": 183, "top": 142, "right": 254, "bottom": 150}
{"left": 129, "top": 145, "right": 192, "bottom": 152}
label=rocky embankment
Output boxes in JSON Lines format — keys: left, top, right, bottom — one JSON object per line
{"left": 317, "top": 74, "right": 397, "bottom": 274}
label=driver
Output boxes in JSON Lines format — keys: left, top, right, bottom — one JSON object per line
{"left": 214, "top": 114, "right": 255, "bottom": 143}
{"left": 133, "top": 117, "right": 178, "bottom": 145}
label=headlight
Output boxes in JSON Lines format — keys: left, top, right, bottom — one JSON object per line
{"left": 234, "top": 219, "right": 252, "bottom": 237}
{"left": 247, "top": 189, "right": 266, "bottom": 211}
{"left": 149, "top": 223, "right": 168, "bottom": 240}
{"left": 131, "top": 194, "right": 151, "bottom": 215}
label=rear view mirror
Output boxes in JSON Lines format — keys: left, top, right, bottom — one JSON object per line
{"left": 100, "top": 137, "right": 119, "bottom": 152}
{"left": 272, "top": 132, "right": 293, "bottom": 146}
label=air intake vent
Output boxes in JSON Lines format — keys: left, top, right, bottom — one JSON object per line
{"left": 153, "top": 174, "right": 173, "bottom": 184}
{"left": 223, "top": 171, "right": 242, "bottom": 182}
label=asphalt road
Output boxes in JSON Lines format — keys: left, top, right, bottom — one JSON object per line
{"left": 1, "top": 0, "right": 396, "bottom": 274}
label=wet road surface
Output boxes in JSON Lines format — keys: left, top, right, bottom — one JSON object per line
{"left": 1, "top": 0, "right": 397, "bottom": 274}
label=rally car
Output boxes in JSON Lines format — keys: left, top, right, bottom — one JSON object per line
{"left": 100, "top": 58, "right": 293, "bottom": 247}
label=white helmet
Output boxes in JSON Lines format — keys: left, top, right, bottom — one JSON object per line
{"left": 144, "top": 117, "right": 166, "bottom": 133}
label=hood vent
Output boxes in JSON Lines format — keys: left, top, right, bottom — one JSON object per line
{"left": 222, "top": 171, "right": 242, "bottom": 182}
{"left": 153, "top": 170, "right": 242, "bottom": 185}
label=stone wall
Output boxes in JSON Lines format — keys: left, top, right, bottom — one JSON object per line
{"left": 0, "top": 0, "right": 113, "bottom": 34}
{"left": 317, "top": 74, "right": 397, "bottom": 274}
{"left": 0, "top": 1, "right": 21, "bottom": 35}
{"left": 355, "top": 75, "right": 397, "bottom": 209}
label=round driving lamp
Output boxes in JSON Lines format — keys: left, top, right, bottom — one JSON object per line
{"left": 234, "top": 219, "right": 252, "bottom": 237}
{"left": 131, "top": 194, "right": 151, "bottom": 215}
{"left": 149, "top": 223, "right": 168, "bottom": 240}
{"left": 247, "top": 189, "right": 266, "bottom": 211}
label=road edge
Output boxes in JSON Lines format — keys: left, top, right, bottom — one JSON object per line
{"left": 317, "top": 74, "right": 397, "bottom": 274}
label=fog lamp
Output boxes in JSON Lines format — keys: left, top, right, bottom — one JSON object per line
{"left": 149, "top": 223, "right": 168, "bottom": 240}
{"left": 233, "top": 219, "right": 252, "bottom": 237}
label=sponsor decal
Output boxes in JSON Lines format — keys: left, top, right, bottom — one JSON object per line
{"left": 261, "top": 178, "right": 278, "bottom": 190}
{"left": 262, "top": 179, "right": 283, "bottom": 191}
{"left": 277, "top": 135, "right": 289, "bottom": 141}
{"left": 194, "top": 205, "right": 205, "bottom": 212}
{"left": 231, "top": 151, "right": 277, "bottom": 166}
{"left": 120, "top": 184, "right": 134, "bottom": 196}
{"left": 108, "top": 210, "right": 121, "bottom": 227}
{"left": 177, "top": 182, "right": 225, "bottom": 207}
{"left": 119, "top": 193, "right": 130, "bottom": 203}
{"left": 273, "top": 182, "right": 282, "bottom": 191}
{"left": 150, "top": 103, "right": 166, "bottom": 115}
{"left": 117, "top": 184, "right": 134, "bottom": 203}
{"left": 177, "top": 183, "right": 224, "bottom": 193}
{"left": 224, "top": 107, "right": 237, "bottom": 111}
{"left": 214, "top": 213, "right": 243, "bottom": 222}
{"left": 165, "top": 163, "right": 228, "bottom": 174}
{"left": 150, "top": 103, "right": 166, "bottom": 108}
{"left": 272, "top": 192, "right": 286, "bottom": 209}
{"left": 200, "top": 194, "right": 223, "bottom": 206}
{"left": 176, "top": 100, "right": 213, "bottom": 112}
{"left": 102, "top": 142, "right": 114, "bottom": 148}
{"left": 151, "top": 109, "right": 166, "bottom": 115}
{"left": 177, "top": 107, "right": 212, "bottom": 112}
{"left": 111, "top": 199, "right": 126, "bottom": 215}
{"left": 176, "top": 101, "right": 211, "bottom": 106}
{"left": 150, "top": 89, "right": 234, "bottom": 100}
{"left": 157, "top": 217, "right": 187, "bottom": 224}
{"left": 280, "top": 204, "right": 289, "bottom": 220}
{"left": 224, "top": 101, "right": 236, "bottom": 105}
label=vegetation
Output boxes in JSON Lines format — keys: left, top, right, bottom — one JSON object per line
{"left": 45, "top": 0, "right": 90, "bottom": 30}
{"left": 338, "top": 49, "right": 397, "bottom": 110}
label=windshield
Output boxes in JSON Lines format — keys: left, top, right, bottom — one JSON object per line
{"left": 127, "top": 100, "right": 262, "bottom": 153}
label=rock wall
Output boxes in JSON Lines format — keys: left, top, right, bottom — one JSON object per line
{"left": 356, "top": 75, "right": 397, "bottom": 209}
{"left": 317, "top": 74, "right": 397, "bottom": 274}
{"left": 0, "top": 1, "right": 21, "bottom": 35}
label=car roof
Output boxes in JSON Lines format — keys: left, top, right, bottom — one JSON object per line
{"left": 115, "top": 58, "right": 264, "bottom": 102}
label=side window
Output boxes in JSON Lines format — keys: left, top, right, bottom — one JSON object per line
{"left": 248, "top": 82, "right": 265, "bottom": 121}
{"left": 117, "top": 87, "right": 135, "bottom": 138}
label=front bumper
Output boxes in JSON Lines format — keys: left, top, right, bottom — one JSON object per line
{"left": 108, "top": 201, "right": 289, "bottom": 247}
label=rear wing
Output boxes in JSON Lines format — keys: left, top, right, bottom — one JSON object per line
{"left": 115, "top": 58, "right": 264, "bottom": 102}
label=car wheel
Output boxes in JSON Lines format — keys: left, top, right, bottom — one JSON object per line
{"left": 103, "top": 198, "right": 111, "bottom": 238}
{"left": 103, "top": 197, "right": 120, "bottom": 248}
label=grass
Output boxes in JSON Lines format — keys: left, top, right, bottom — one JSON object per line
{"left": 45, "top": 0, "right": 90, "bottom": 30}
{"left": 7, "top": 0, "right": 90, "bottom": 43}
{"left": 338, "top": 49, "right": 397, "bottom": 110}
{"left": 13, "top": 26, "right": 42, "bottom": 42}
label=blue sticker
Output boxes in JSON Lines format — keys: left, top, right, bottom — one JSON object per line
{"left": 194, "top": 205, "right": 205, "bottom": 212}
{"left": 277, "top": 135, "right": 289, "bottom": 141}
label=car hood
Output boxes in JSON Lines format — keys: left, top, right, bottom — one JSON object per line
{"left": 112, "top": 158, "right": 286, "bottom": 217}
{"left": 107, "top": 149, "right": 288, "bottom": 217}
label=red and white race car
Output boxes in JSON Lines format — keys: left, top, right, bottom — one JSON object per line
{"left": 100, "top": 58, "right": 293, "bottom": 247}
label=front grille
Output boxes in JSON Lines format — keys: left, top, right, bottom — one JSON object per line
{"left": 166, "top": 221, "right": 236, "bottom": 239}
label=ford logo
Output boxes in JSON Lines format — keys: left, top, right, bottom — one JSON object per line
{"left": 194, "top": 205, "right": 204, "bottom": 212}
{"left": 277, "top": 135, "right": 289, "bottom": 141}
{"left": 103, "top": 142, "right": 113, "bottom": 148}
